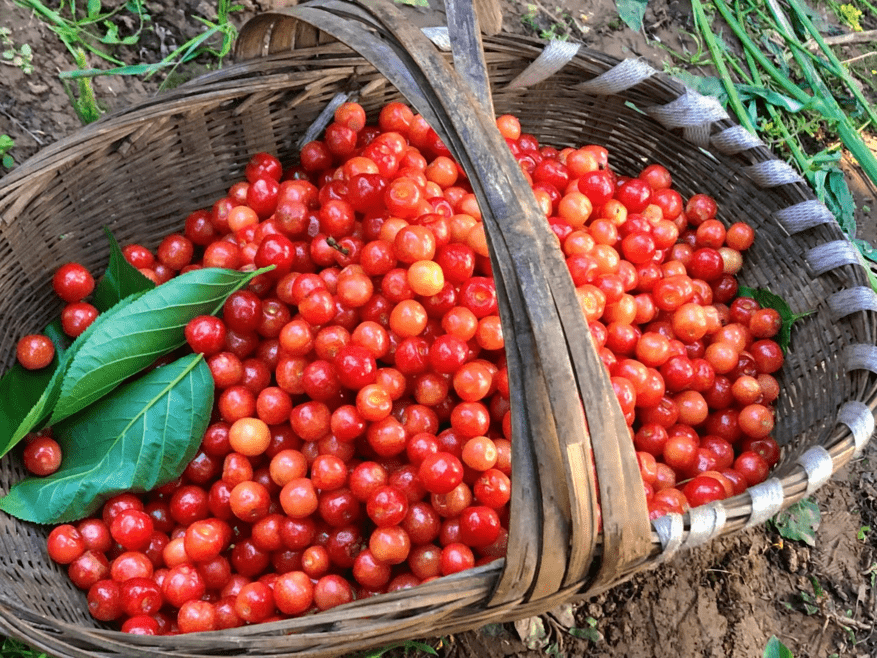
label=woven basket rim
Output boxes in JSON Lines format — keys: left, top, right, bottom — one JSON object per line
{"left": 0, "top": 4, "right": 875, "bottom": 656}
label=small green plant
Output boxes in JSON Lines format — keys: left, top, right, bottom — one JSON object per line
{"left": 684, "top": 0, "right": 877, "bottom": 290}
{"left": 0, "top": 637, "right": 48, "bottom": 658}
{"left": 768, "top": 498, "right": 821, "bottom": 546}
{"left": 545, "top": 642, "right": 563, "bottom": 656}
{"left": 0, "top": 135, "right": 15, "bottom": 170}
{"left": 63, "top": 47, "right": 104, "bottom": 125}
{"left": 15, "top": 0, "right": 243, "bottom": 123}
{"left": 0, "top": 27, "right": 33, "bottom": 74}
{"left": 656, "top": 30, "right": 714, "bottom": 68}
{"left": 59, "top": 0, "right": 243, "bottom": 87}
{"left": 763, "top": 635, "right": 795, "bottom": 658}
{"left": 857, "top": 525, "right": 871, "bottom": 541}
{"left": 519, "top": 4, "right": 580, "bottom": 41}
{"left": 866, "top": 563, "right": 877, "bottom": 589}
{"left": 826, "top": 0, "right": 864, "bottom": 31}
{"left": 783, "top": 577, "right": 824, "bottom": 616}
{"left": 569, "top": 616, "right": 603, "bottom": 643}
{"left": 615, "top": 0, "right": 648, "bottom": 31}
{"left": 14, "top": 0, "right": 151, "bottom": 65}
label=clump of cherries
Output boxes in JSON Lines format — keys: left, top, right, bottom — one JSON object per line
{"left": 16, "top": 100, "right": 783, "bottom": 635}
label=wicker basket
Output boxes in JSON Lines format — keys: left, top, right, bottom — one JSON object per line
{"left": 1, "top": 1, "right": 875, "bottom": 656}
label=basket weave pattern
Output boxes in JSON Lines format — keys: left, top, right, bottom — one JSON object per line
{"left": 0, "top": 2, "right": 875, "bottom": 656}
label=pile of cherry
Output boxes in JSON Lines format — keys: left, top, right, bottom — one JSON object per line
{"left": 23, "top": 101, "right": 783, "bottom": 635}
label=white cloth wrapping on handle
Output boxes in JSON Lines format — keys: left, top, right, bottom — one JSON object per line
{"left": 652, "top": 512, "right": 685, "bottom": 563}
{"left": 837, "top": 399, "right": 875, "bottom": 457}
{"left": 807, "top": 240, "right": 862, "bottom": 275}
{"left": 797, "top": 445, "right": 833, "bottom": 497}
{"left": 828, "top": 287, "right": 877, "bottom": 320}
{"left": 506, "top": 40, "right": 581, "bottom": 89}
{"left": 421, "top": 26, "right": 452, "bottom": 51}
{"left": 574, "top": 57, "right": 657, "bottom": 94}
{"left": 711, "top": 125, "right": 763, "bottom": 154}
{"left": 774, "top": 199, "right": 836, "bottom": 234}
{"left": 744, "top": 159, "right": 803, "bottom": 187}
{"left": 744, "top": 478, "right": 785, "bottom": 529}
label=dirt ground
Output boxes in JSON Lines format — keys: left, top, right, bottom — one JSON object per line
{"left": 1, "top": 0, "right": 877, "bottom": 657}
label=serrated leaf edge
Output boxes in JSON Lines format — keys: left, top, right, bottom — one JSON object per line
{"left": 52, "top": 267, "right": 267, "bottom": 424}
{"left": 0, "top": 291, "right": 147, "bottom": 457}
{"left": 0, "top": 354, "right": 211, "bottom": 524}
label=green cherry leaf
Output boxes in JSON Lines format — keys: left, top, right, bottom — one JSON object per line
{"left": 0, "top": 295, "right": 140, "bottom": 458}
{"left": 0, "top": 353, "right": 213, "bottom": 524}
{"left": 770, "top": 498, "right": 821, "bottom": 547}
{"left": 0, "top": 320, "right": 70, "bottom": 457}
{"left": 737, "top": 286, "right": 813, "bottom": 352}
{"left": 762, "top": 636, "right": 794, "bottom": 658}
{"left": 91, "top": 227, "right": 156, "bottom": 312}
{"left": 51, "top": 266, "right": 268, "bottom": 425}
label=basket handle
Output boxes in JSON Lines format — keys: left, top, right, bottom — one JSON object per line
{"left": 444, "top": 0, "right": 494, "bottom": 116}
{"left": 233, "top": 0, "right": 653, "bottom": 610}
{"left": 234, "top": 0, "right": 502, "bottom": 61}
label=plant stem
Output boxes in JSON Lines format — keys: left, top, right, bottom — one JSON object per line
{"left": 711, "top": 0, "right": 812, "bottom": 105}
{"left": 763, "top": 0, "right": 877, "bottom": 188}
{"left": 786, "top": 0, "right": 877, "bottom": 131}
{"left": 854, "top": 0, "right": 877, "bottom": 16}
{"left": 691, "top": 0, "right": 758, "bottom": 134}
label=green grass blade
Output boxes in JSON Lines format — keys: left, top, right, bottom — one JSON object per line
{"left": 786, "top": 0, "right": 877, "bottom": 131}
{"left": 711, "top": 0, "right": 813, "bottom": 105}
{"left": 691, "top": 0, "right": 758, "bottom": 134}
{"left": 763, "top": 0, "right": 877, "bottom": 189}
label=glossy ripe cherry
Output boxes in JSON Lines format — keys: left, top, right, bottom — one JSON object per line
{"left": 160, "top": 563, "right": 206, "bottom": 610}
{"left": 246, "top": 152, "right": 282, "bottom": 183}
{"left": 366, "top": 485, "right": 409, "bottom": 527}
{"left": 234, "top": 581, "right": 275, "bottom": 623}
{"left": 16, "top": 334, "right": 55, "bottom": 370}
{"left": 23, "top": 435, "right": 63, "bottom": 476}
{"left": 473, "top": 468, "right": 511, "bottom": 509}
{"left": 74, "top": 519, "right": 112, "bottom": 555}
{"left": 734, "top": 451, "right": 770, "bottom": 486}
{"left": 458, "top": 277, "right": 498, "bottom": 318}
{"left": 273, "top": 570, "right": 314, "bottom": 615}
{"left": 418, "top": 451, "right": 464, "bottom": 495}
{"left": 61, "top": 301, "right": 99, "bottom": 337}
{"left": 110, "top": 509, "right": 154, "bottom": 551}
{"left": 334, "top": 345, "right": 378, "bottom": 390}
{"left": 750, "top": 339, "right": 784, "bottom": 374}
{"left": 280, "top": 478, "right": 319, "bottom": 518}
{"left": 615, "top": 178, "right": 652, "bottom": 212}
{"left": 229, "top": 480, "right": 271, "bottom": 522}
{"left": 185, "top": 315, "right": 227, "bottom": 356}
{"left": 47, "top": 524, "right": 86, "bottom": 564}
{"left": 120, "top": 577, "right": 163, "bottom": 617}
{"left": 53, "top": 262, "right": 95, "bottom": 303}
{"left": 184, "top": 519, "right": 228, "bottom": 562}
{"left": 247, "top": 176, "right": 280, "bottom": 219}
{"left": 110, "top": 551, "right": 154, "bottom": 582}
{"left": 441, "top": 543, "right": 475, "bottom": 575}
{"left": 157, "top": 233, "right": 194, "bottom": 270}
{"left": 313, "top": 574, "right": 355, "bottom": 611}
{"left": 68, "top": 550, "right": 111, "bottom": 591}
{"left": 682, "top": 475, "right": 727, "bottom": 507}
{"left": 368, "top": 526, "right": 411, "bottom": 565}
{"left": 223, "top": 291, "right": 263, "bottom": 333}
{"left": 87, "top": 580, "right": 123, "bottom": 621}
{"left": 458, "top": 506, "right": 501, "bottom": 548}
{"left": 311, "top": 454, "right": 349, "bottom": 492}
